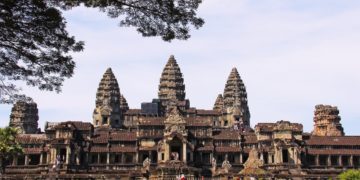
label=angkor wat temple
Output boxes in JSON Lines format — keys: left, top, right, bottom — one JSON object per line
{"left": 3, "top": 55, "right": 360, "bottom": 179}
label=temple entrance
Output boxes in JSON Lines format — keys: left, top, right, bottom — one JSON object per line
{"left": 169, "top": 137, "right": 183, "bottom": 161}
{"left": 59, "top": 148, "right": 66, "bottom": 162}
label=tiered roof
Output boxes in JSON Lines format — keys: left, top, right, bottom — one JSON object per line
{"left": 158, "top": 55, "right": 186, "bottom": 102}
{"left": 213, "top": 94, "right": 224, "bottom": 111}
{"left": 95, "top": 68, "right": 122, "bottom": 107}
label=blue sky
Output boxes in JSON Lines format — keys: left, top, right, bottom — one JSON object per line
{"left": 1, "top": 1, "right": 360, "bottom": 134}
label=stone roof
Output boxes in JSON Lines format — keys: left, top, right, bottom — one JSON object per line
{"left": 186, "top": 117, "right": 212, "bottom": 127}
{"left": 306, "top": 136, "right": 360, "bottom": 146}
{"left": 307, "top": 149, "right": 360, "bottom": 155}
{"left": 125, "top": 109, "right": 141, "bottom": 115}
{"left": 120, "top": 94, "right": 129, "bottom": 112}
{"left": 255, "top": 121, "right": 303, "bottom": 133}
{"left": 92, "top": 134, "right": 109, "bottom": 144}
{"left": 138, "top": 117, "right": 164, "bottom": 126}
{"left": 158, "top": 55, "right": 185, "bottom": 101}
{"left": 213, "top": 130, "right": 240, "bottom": 140}
{"left": 196, "top": 109, "right": 221, "bottom": 116}
{"left": 213, "top": 94, "right": 224, "bottom": 111}
{"left": 95, "top": 68, "right": 121, "bottom": 107}
{"left": 23, "top": 147, "right": 43, "bottom": 154}
{"left": 215, "top": 146, "right": 241, "bottom": 152}
{"left": 9, "top": 101, "right": 39, "bottom": 134}
{"left": 242, "top": 133, "right": 257, "bottom": 144}
{"left": 90, "top": 146, "right": 108, "bottom": 153}
{"left": 16, "top": 134, "right": 46, "bottom": 144}
{"left": 197, "top": 146, "right": 214, "bottom": 151}
{"left": 110, "top": 131, "right": 137, "bottom": 141}
{"left": 110, "top": 146, "right": 137, "bottom": 153}
{"left": 223, "top": 68, "right": 249, "bottom": 109}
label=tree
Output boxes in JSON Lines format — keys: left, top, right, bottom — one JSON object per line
{"left": 0, "top": 127, "right": 22, "bottom": 174}
{"left": 338, "top": 169, "right": 360, "bottom": 180}
{"left": 0, "top": 0, "right": 204, "bottom": 103}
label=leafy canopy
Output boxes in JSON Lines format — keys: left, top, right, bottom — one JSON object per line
{"left": 0, "top": 0, "right": 204, "bottom": 103}
{"left": 338, "top": 169, "right": 360, "bottom": 180}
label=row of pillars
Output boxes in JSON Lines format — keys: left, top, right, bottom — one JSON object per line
{"left": 12, "top": 153, "right": 46, "bottom": 166}
{"left": 314, "top": 154, "right": 360, "bottom": 167}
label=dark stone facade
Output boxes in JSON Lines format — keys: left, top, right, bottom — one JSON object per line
{"left": 4, "top": 56, "right": 360, "bottom": 179}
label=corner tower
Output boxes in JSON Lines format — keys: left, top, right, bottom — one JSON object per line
{"left": 9, "top": 101, "right": 39, "bottom": 134}
{"left": 222, "top": 68, "right": 250, "bottom": 130}
{"left": 312, "top": 104, "right": 344, "bottom": 136}
{"left": 158, "top": 55, "right": 187, "bottom": 112}
{"left": 93, "top": 68, "right": 125, "bottom": 128}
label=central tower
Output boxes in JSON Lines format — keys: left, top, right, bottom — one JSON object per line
{"left": 158, "top": 55, "right": 187, "bottom": 113}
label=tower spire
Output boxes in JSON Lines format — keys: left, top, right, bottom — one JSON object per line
{"left": 93, "top": 68, "right": 124, "bottom": 128}
{"left": 213, "top": 94, "right": 224, "bottom": 111}
{"left": 158, "top": 55, "right": 186, "bottom": 110}
{"left": 222, "top": 67, "right": 250, "bottom": 129}
{"left": 9, "top": 101, "right": 39, "bottom": 134}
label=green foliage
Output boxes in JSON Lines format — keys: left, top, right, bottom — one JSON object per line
{"left": 338, "top": 169, "right": 360, "bottom": 180}
{"left": 0, "top": 127, "right": 22, "bottom": 173}
{"left": 0, "top": 0, "right": 203, "bottom": 103}
{"left": 0, "top": 0, "right": 84, "bottom": 103}
{"left": 50, "top": 0, "right": 204, "bottom": 41}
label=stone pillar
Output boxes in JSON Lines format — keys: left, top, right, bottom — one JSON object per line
{"left": 135, "top": 152, "right": 139, "bottom": 163}
{"left": 149, "top": 151, "right": 152, "bottom": 163}
{"left": 97, "top": 153, "right": 100, "bottom": 164}
{"left": 327, "top": 155, "right": 331, "bottom": 166}
{"left": 47, "top": 152, "right": 51, "bottom": 164}
{"left": 40, "top": 153, "right": 43, "bottom": 165}
{"left": 76, "top": 154, "right": 80, "bottom": 165}
{"left": 67, "top": 147, "right": 72, "bottom": 164}
{"left": 350, "top": 155, "right": 354, "bottom": 167}
{"left": 121, "top": 153, "right": 125, "bottom": 164}
{"left": 12, "top": 155, "right": 18, "bottom": 166}
{"left": 107, "top": 153, "right": 110, "bottom": 164}
{"left": 260, "top": 153, "right": 264, "bottom": 161}
{"left": 240, "top": 153, "right": 243, "bottom": 164}
{"left": 315, "top": 155, "right": 319, "bottom": 166}
{"left": 25, "top": 155, "right": 29, "bottom": 165}
{"left": 182, "top": 143, "right": 187, "bottom": 163}
{"left": 338, "top": 156, "right": 342, "bottom": 166}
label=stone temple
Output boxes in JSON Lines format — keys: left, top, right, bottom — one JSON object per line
{"left": 3, "top": 55, "right": 360, "bottom": 179}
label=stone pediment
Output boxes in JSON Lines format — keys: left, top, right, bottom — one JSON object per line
{"left": 164, "top": 107, "right": 187, "bottom": 136}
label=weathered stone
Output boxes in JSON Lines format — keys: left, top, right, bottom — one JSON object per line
{"left": 93, "top": 68, "right": 125, "bottom": 128}
{"left": 9, "top": 101, "right": 39, "bottom": 134}
{"left": 213, "top": 94, "right": 224, "bottom": 111}
{"left": 158, "top": 55, "right": 186, "bottom": 108}
{"left": 312, "top": 104, "right": 344, "bottom": 136}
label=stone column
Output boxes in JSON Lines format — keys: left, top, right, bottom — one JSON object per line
{"left": 182, "top": 143, "right": 187, "bottom": 163}
{"left": 338, "top": 156, "right": 342, "bottom": 166}
{"left": 121, "top": 153, "right": 125, "bottom": 164}
{"left": 315, "top": 155, "right": 319, "bottom": 166}
{"left": 350, "top": 155, "right": 354, "bottom": 167}
{"left": 12, "top": 155, "right": 18, "bottom": 166}
{"left": 25, "top": 155, "right": 29, "bottom": 165}
{"left": 135, "top": 152, "right": 139, "bottom": 163}
{"left": 240, "top": 153, "right": 243, "bottom": 164}
{"left": 47, "top": 152, "right": 51, "bottom": 164}
{"left": 40, "top": 153, "right": 43, "bottom": 165}
{"left": 107, "top": 153, "right": 110, "bottom": 164}
{"left": 327, "top": 155, "right": 331, "bottom": 166}
{"left": 260, "top": 153, "right": 264, "bottom": 161}
{"left": 66, "top": 147, "right": 71, "bottom": 164}
{"left": 97, "top": 153, "right": 100, "bottom": 164}
{"left": 149, "top": 151, "right": 152, "bottom": 163}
